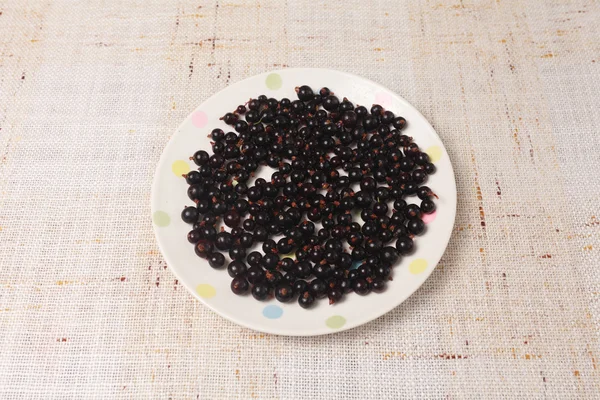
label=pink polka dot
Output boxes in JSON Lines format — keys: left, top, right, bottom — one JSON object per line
{"left": 191, "top": 111, "right": 208, "bottom": 128}
{"left": 422, "top": 211, "right": 437, "bottom": 224}
{"left": 375, "top": 92, "right": 392, "bottom": 108}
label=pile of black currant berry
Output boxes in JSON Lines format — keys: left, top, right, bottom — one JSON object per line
{"left": 181, "top": 85, "right": 437, "bottom": 308}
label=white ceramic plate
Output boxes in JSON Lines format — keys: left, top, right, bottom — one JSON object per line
{"left": 151, "top": 68, "right": 456, "bottom": 336}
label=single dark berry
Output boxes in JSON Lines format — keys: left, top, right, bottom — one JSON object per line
{"left": 262, "top": 253, "right": 280, "bottom": 270}
{"left": 247, "top": 186, "right": 263, "bottom": 201}
{"left": 353, "top": 278, "right": 371, "bottom": 295}
{"left": 354, "top": 262, "right": 370, "bottom": 276}
{"left": 313, "top": 263, "right": 332, "bottom": 279}
{"left": 415, "top": 152, "right": 430, "bottom": 165}
{"left": 229, "top": 246, "right": 246, "bottom": 261}
{"left": 296, "top": 85, "right": 314, "bottom": 101}
{"left": 325, "top": 239, "right": 343, "bottom": 252}
{"left": 193, "top": 150, "right": 210, "bottom": 166}
{"left": 407, "top": 218, "right": 425, "bottom": 235}
{"left": 338, "top": 253, "right": 352, "bottom": 269}
{"left": 295, "top": 261, "right": 312, "bottom": 278}
{"left": 194, "top": 240, "right": 214, "bottom": 259}
{"left": 222, "top": 113, "right": 238, "bottom": 125}
{"left": 351, "top": 246, "right": 366, "bottom": 260}
{"left": 421, "top": 199, "right": 436, "bottom": 214}
{"left": 208, "top": 252, "right": 226, "bottom": 269}
{"left": 370, "top": 104, "right": 383, "bottom": 115}
{"left": 239, "top": 232, "right": 254, "bottom": 248}
{"left": 392, "top": 116, "right": 407, "bottom": 129}
{"left": 417, "top": 186, "right": 434, "bottom": 200}
{"left": 181, "top": 206, "right": 199, "bottom": 223}
{"left": 381, "top": 110, "right": 395, "bottom": 124}
{"left": 298, "top": 291, "right": 315, "bottom": 309}
{"left": 227, "top": 261, "right": 247, "bottom": 277}
{"left": 283, "top": 272, "right": 296, "bottom": 284}
{"left": 323, "top": 95, "right": 340, "bottom": 111}
{"left": 294, "top": 280, "right": 308, "bottom": 294}
{"left": 362, "top": 115, "right": 379, "bottom": 131}
{"left": 215, "top": 232, "right": 234, "bottom": 251}
{"left": 373, "top": 201, "right": 389, "bottom": 216}
{"left": 211, "top": 128, "right": 225, "bottom": 141}
{"left": 327, "top": 287, "right": 343, "bottom": 304}
{"left": 381, "top": 247, "right": 399, "bottom": 265}
{"left": 355, "top": 105, "right": 368, "bottom": 118}
{"left": 275, "top": 284, "right": 294, "bottom": 302}
{"left": 262, "top": 239, "right": 277, "bottom": 254}
{"left": 360, "top": 177, "right": 377, "bottom": 192}
{"left": 187, "top": 229, "right": 202, "bottom": 243}
{"left": 309, "top": 279, "right": 328, "bottom": 299}
{"left": 247, "top": 251, "right": 263, "bottom": 267}
{"left": 342, "top": 111, "right": 357, "bottom": 128}
{"left": 212, "top": 200, "right": 227, "bottom": 215}
{"left": 339, "top": 278, "right": 352, "bottom": 293}
{"left": 374, "top": 265, "right": 391, "bottom": 279}
{"left": 365, "top": 238, "right": 383, "bottom": 254}
{"left": 279, "top": 257, "right": 295, "bottom": 272}
{"left": 265, "top": 270, "right": 283, "bottom": 287}
{"left": 224, "top": 211, "right": 240, "bottom": 228}
{"left": 399, "top": 158, "right": 414, "bottom": 172}
{"left": 252, "top": 283, "right": 270, "bottom": 300}
{"left": 339, "top": 99, "right": 354, "bottom": 112}
{"left": 405, "top": 204, "right": 422, "bottom": 219}
{"left": 371, "top": 278, "right": 386, "bottom": 292}
{"left": 412, "top": 169, "right": 427, "bottom": 184}
{"left": 247, "top": 265, "right": 265, "bottom": 284}
{"left": 424, "top": 163, "right": 436, "bottom": 174}
{"left": 277, "top": 237, "right": 295, "bottom": 254}
{"left": 254, "top": 226, "right": 268, "bottom": 241}
{"left": 396, "top": 235, "right": 414, "bottom": 255}
{"left": 231, "top": 277, "right": 249, "bottom": 294}
{"left": 184, "top": 171, "right": 201, "bottom": 185}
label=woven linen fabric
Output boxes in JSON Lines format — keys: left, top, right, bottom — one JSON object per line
{"left": 0, "top": 0, "right": 599, "bottom": 398}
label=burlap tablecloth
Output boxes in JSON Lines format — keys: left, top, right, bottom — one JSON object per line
{"left": 0, "top": 0, "right": 598, "bottom": 398}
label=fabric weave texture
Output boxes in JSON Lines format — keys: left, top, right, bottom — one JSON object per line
{"left": 0, "top": 0, "right": 599, "bottom": 398}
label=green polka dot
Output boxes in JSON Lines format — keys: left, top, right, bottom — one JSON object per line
{"left": 409, "top": 258, "right": 428, "bottom": 274}
{"left": 196, "top": 284, "right": 216, "bottom": 298}
{"left": 265, "top": 73, "right": 282, "bottom": 90}
{"left": 153, "top": 211, "right": 170, "bottom": 227}
{"left": 172, "top": 160, "right": 190, "bottom": 177}
{"left": 326, "top": 315, "right": 346, "bottom": 329}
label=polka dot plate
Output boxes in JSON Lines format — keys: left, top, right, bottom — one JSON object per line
{"left": 151, "top": 68, "right": 456, "bottom": 336}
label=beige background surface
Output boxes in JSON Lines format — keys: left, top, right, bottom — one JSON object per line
{"left": 0, "top": 0, "right": 599, "bottom": 398}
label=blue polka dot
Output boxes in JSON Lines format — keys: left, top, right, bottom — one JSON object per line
{"left": 262, "top": 305, "right": 283, "bottom": 319}
{"left": 350, "top": 261, "right": 362, "bottom": 270}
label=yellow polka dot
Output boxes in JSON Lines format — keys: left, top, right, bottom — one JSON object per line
{"left": 325, "top": 315, "right": 346, "bottom": 329}
{"left": 409, "top": 259, "right": 428, "bottom": 274}
{"left": 426, "top": 146, "right": 443, "bottom": 163}
{"left": 196, "top": 284, "right": 216, "bottom": 298}
{"left": 281, "top": 252, "right": 296, "bottom": 260}
{"left": 265, "top": 73, "right": 282, "bottom": 90}
{"left": 152, "top": 211, "right": 170, "bottom": 227}
{"left": 172, "top": 160, "right": 190, "bottom": 177}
